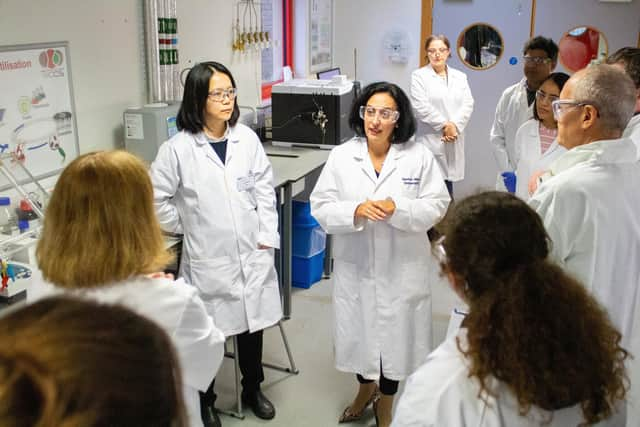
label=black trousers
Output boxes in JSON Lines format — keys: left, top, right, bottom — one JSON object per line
{"left": 200, "top": 329, "right": 265, "bottom": 405}
{"left": 444, "top": 180, "right": 453, "bottom": 199}
{"left": 356, "top": 361, "right": 399, "bottom": 396}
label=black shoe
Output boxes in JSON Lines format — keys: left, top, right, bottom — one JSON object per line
{"left": 200, "top": 401, "right": 222, "bottom": 427}
{"left": 241, "top": 390, "right": 276, "bottom": 420}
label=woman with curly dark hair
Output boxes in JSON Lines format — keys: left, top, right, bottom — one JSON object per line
{"left": 392, "top": 191, "right": 628, "bottom": 426}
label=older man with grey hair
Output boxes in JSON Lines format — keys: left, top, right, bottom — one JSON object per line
{"left": 530, "top": 64, "right": 640, "bottom": 347}
{"left": 530, "top": 65, "right": 640, "bottom": 426}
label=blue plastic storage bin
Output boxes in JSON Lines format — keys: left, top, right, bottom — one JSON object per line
{"left": 292, "top": 250, "right": 325, "bottom": 289}
{"left": 292, "top": 200, "right": 326, "bottom": 257}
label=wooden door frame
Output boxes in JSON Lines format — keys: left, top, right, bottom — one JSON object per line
{"left": 419, "top": 0, "right": 432, "bottom": 67}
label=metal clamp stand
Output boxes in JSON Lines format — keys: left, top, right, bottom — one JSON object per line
{"left": 219, "top": 320, "right": 299, "bottom": 420}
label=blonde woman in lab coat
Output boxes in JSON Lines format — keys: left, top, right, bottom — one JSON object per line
{"left": 411, "top": 34, "right": 474, "bottom": 196}
{"left": 151, "top": 62, "right": 281, "bottom": 424}
{"left": 29, "top": 151, "right": 225, "bottom": 427}
{"left": 512, "top": 72, "right": 569, "bottom": 200}
{"left": 392, "top": 192, "right": 628, "bottom": 427}
{"left": 311, "top": 82, "right": 450, "bottom": 427}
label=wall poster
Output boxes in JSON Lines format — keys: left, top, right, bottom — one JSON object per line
{"left": 309, "top": 0, "right": 333, "bottom": 72}
{"left": 0, "top": 41, "right": 80, "bottom": 185}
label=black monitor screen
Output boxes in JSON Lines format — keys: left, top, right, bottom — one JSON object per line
{"left": 316, "top": 67, "right": 341, "bottom": 80}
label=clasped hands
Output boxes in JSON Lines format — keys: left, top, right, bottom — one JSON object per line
{"left": 441, "top": 121, "right": 458, "bottom": 143}
{"left": 355, "top": 198, "right": 395, "bottom": 222}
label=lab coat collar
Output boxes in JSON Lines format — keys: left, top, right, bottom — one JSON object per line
{"left": 352, "top": 137, "right": 405, "bottom": 185}
{"left": 194, "top": 124, "right": 240, "bottom": 167}
{"left": 549, "top": 137, "right": 637, "bottom": 176}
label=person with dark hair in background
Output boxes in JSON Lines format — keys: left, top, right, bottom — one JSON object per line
{"left": 311, "top": 82, "right": 450, "bottom": 427}
{"left": 411, "top": 34, "right": 474, "bottom": 197}
{"left": 510, "top": 72, "right": 569, "bottom": 199}
{"left": 30, "top": 150, "right": 225, "bottom": 427}
{"left": 491, "top": 36, "right": 558, "bottom": 191}
{"left": 151, "top": 61, "right": 281, "bottom": 425}
{"left": 0, "top": 296, "right": 188, "bottom": 427}
{"left": 606, "top": 47, "right": 640, "bottom": 156}
{"left": 392, "top": 191, "right": 628, "bottom": 426}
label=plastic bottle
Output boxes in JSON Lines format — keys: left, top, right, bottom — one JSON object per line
{"left": 0, "top": 197, "right": 17, "bottom": 235}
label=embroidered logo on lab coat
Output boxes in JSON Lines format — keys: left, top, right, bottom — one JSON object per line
{"left": 401, "top": 177, "right": 420, "bottom": 185}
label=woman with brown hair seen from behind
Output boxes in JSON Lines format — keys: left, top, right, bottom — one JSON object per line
{"left": 30, "top": 150, "right": 225, "bottom": 427}
{"left": 392, "top": 191, "right": 628, "bottom": 426}
{"left": 0, "top": 296, "right": 187, "bottom": 427}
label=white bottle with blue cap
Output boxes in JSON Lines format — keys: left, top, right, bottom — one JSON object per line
{"left": 0, "top": 197, "right": 17, "bottom": 235}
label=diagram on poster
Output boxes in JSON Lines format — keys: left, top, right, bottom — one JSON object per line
{"left": 0, "top": 41, "right": 79, "bottom": 183}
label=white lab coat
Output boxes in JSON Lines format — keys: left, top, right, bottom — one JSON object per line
{"left": 310, "top": 138, "right": 450, "bottom": 380}
{"left": 392, "top": 328, "right": 624, "bottom": 427}
{"left": 490, "top": 79, "right": 533, "bottom": 181}
{"left": 28, "top": 274, "right": 225, "bottom": 427}
{"left": 150, "top": 124, "right": 282, "bottom": 337}
{"left": 622, "top": 114, "right": 640, "bottom": 160}
{"left": 411, "top": 64, "right": 474, "bottom": 181}
{"left": 529, "top": 138, "right": 640, "bottom": 347}
{"left": 513, "top": 119, "right": 566, "bottom": 200}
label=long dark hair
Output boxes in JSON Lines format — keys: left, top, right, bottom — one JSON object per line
{"left": 177, "top": 61, "right": 240, "bottom": 133}
{"left": 440, "top": 192, "right": 628, "bottom": 424}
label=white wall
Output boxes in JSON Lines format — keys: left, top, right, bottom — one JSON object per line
{"left": 0, "top": 0, "right": 264, "bottom": 154}
{"left": 333, "top": 0, "right": 422, "bottom": 93}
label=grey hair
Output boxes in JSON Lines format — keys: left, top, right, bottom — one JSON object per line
{"left": 572, "top": 64, "right": 635, "bottom": 132}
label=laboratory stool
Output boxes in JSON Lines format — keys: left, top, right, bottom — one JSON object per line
{"left": 218, "top": 320, "right": 299, "bottom": 420}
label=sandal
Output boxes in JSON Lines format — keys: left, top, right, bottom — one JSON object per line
{"left": 338, "top": 387, "right": 380, "bottom": 423}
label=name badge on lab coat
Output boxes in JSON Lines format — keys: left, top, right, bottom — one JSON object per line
{"left": 237, "top": 174, "right": 255, "bottom": 191}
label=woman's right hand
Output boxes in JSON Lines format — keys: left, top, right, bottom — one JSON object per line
{"left": 355, "top": 199, "right": 388, "bottom": 222}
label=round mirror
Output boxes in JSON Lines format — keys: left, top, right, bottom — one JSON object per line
{"left": 457, "top": 23, "right": 504, "bottom": 70}
{"left": 558, "top": 26, "right": 608, "bottom": 72}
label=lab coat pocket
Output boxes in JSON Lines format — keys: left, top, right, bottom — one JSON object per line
{"left": 333, "top": 260, "right": 360, "bottom": 302}
{"left": 232, "top": 190, "right": 258, "bottom": 210}
{"left": 189, "top": 255, "right": 241, "bottom": 298}
{"left": 399, "top": 261, "right": 430, "bottom": 301}
{"left": 246, "top": 248, "right": 278, "bottom": 290}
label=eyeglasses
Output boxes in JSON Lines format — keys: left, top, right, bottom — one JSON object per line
{"left": 535, "top": 89, "right": 559, "bottom": 104}
{"left": 551, "top": 99, "right": 594, "bottom": 120}
{"left": 427, "top": 48, "right": 449, "bottom": 56}
{"left": 523, "top": 56, "right": 552, "bottom": 65}
{"left": 359, "top": 105, "right": 400, "bottom": 122}
{"left": 208, "top": 87, "right": 237, "bottom": 102}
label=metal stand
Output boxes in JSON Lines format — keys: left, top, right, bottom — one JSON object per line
{"left": 219, "top": 320, "right": 299, "bottom": 420}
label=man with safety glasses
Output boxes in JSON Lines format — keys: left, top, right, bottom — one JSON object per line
{"left": 490, "top": 36, "right": 557, "bottom": 191}
{"left": 529, "top": 64, "right": 640, "bottom": 355}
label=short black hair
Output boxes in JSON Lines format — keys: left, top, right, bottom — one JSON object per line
{"left": 348, "top": 81, "right": 416, "bottom": 144}
{"left": 606, "top": 47, "right": 640, "bottom": 89}
{"left": 177, "top": 61, "right": 240, "bottom": 134}
{"left": 523, "top": 36, "right": 559, "bottom": 63}
{"left": 533, "top": 72, "right": 570, "bottom": 121}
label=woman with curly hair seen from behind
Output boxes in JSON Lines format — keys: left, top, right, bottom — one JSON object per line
{"left": 392, "top": 191, "right": 628, "bottom": 426}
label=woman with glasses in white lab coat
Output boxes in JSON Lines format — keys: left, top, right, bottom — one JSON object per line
{"left": 311, "top": 82, "right": 450, "bottom": 427}
{"left": 511, "top": 72, "right": 569, "bottom": 200}
{"left": 392, "top": 192, "right": 628, "bottom": 427}
{"left": 411, "top": 34, "right": 474, "bottom": 197}
{"left": 151, "top": 62, "right": 281, "bottom": 425}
